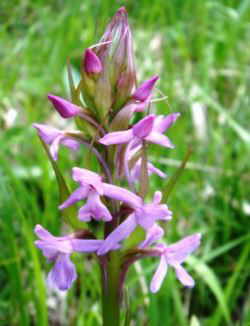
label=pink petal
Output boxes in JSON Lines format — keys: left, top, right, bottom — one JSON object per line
{"left": 103, "top": 183, "right": 142, "bottom": 209}
{"left": 153, "top": 191, "right": 163, "bottom": 204}
{"left": 72, "top": 239, "right": 104, "bottom": 252}
{"left": 132, "top": 76, "right": 159, "bottom": 101}
{"left": 154, "top": 113, "right": 180, "bottom": 133}
{"left": 50, "top": 135, "right": 64, "bottom": 161}
{"left": 148, "top": 163, "right": 166, "bottom": 179}
{"left": 166, "top": 233, "right": 201, "bottom": 264}
{"left": 33, "top": 123, "right": 61, "bottom": 144}
{"left": 174, "top": 264, "right": 195, "bottom": 287}
{"left": 59, "top": 186, "right": 89, "bottom": 210}
{"left": 34, "top": 224, "right": 56, "bottom": 241}
{"left": 97, "top": 214, "right": 137, "bottom": 255}
{"left": 99, "top": 129, "right": 133, "bottom": 146}
{"left": 78, "top": 206, "right": 91, "bottom": 222}
{"left": 130, "top": 160, "right": 166, "bottom": 182}
{"left": 132, "top": 114, "right": 155, "bottom": 138}
{"left": 145, "top": 131, "right": 174, "bottom": 148}
{"left": 136, "top": 202, "right": 172, "bottom": 229}
{"left": 61, "top": 138, "right": 80, "bottom": 152}
{"left": 35, "top": 240, "right": 58, "bottom": 260}
{"left": 150, "top": 255, "right": 168, "bottom": 293}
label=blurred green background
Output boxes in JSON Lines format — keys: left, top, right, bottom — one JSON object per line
{"left": 1, "top": 0, "right": 250, "bottom": 325}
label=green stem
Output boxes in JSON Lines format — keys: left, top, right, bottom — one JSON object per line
{"left": 102, "top": 252, "right": 121, "bottom": 326}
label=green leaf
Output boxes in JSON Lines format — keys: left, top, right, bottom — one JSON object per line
{"left": 66, "top": 59, "right": 77, "bottom": 101}
{"left": 211, "top": 241, "right": 250, "bottom": 326}
{"left": 203, "top": 234, "right": 250, "bottom": 263}
{"left": 162, "top": 147, "right": 192, "bottom": 202}
{"left": 199, "top": 88, "right": 250, "bottom": 144}
{"left": 187, "top": 256, "right": 232, "bottom": 325}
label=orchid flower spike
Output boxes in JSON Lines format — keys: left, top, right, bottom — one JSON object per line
{"left": 33, "top": 124, "right": 79, "bottom": 161}
{"left": 150, "top": 233, "right": 201, "bottom": 293}
{"left": 34, "top": 224, "right": 103, "bottom": 291}
{"left": 32, "top": 7, "right": 202, "bottom": 317}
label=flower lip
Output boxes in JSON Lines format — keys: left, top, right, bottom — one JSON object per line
{"left": 77, "top": 189, "right": 112, "bottom": 222}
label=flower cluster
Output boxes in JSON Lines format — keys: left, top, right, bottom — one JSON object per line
{"left": 33, "top": 7, "right": 201, "bottom": 295}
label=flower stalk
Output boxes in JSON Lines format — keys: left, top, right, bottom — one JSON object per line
{"left": 102, "top": 252, "right": 121, "bottom": 326}
{"left": 32, "top": 7, "right": 201, "bottom": 325}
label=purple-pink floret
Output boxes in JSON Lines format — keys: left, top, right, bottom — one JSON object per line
{"left": 98, "top": 112, "right": 180, "bottom": 149}
{"left": 34, "top": 224, "right": 103, "bottom": 291}
{"left": 97, "top": 191, "right": 172, "bottom": 255}
{"left": 59, "top": 168, "right": 112, "bottom": 222}
{"left": 33, "top": 124, "right": 79, "bottom": 161}
{"left": 149, "top": 233, "right": 201, "bottom": 292}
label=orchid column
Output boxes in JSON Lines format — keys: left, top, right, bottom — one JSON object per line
{"left": 33, "top": 7, "right": 201, "bottom": 326}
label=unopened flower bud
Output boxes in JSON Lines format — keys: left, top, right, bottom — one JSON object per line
{"left": 83, "top": 49, "right": 102, "bottom": 74}
{"left": 132, "top": 76, "right": 159, "bottom": 102}
{"left": 48, "top": 94, "right": 81, "bottom": 118}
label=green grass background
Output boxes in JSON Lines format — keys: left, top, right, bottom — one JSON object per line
{"left": 1, "top": 0, "right": 250, "bottom": 325}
